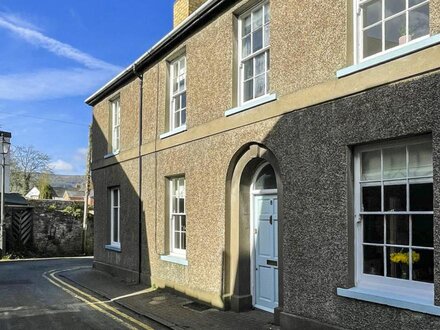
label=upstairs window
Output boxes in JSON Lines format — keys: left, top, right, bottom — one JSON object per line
{"left": 169, "top": 177, "right": 186, "bottom": 257}
{"left": 111, "top": 97, "right": 120, "bottom": 153}
{"left": 239, "top": 2, "right": 270, "bottom": 104}
{"left": 169, "top": 55, "right": 187, "bottom": 131}
{"left": 358, "top": 0, "right": 429, "bottom": 60}
{"left": 354, "top": 137, "right": 433, "bottom": 302}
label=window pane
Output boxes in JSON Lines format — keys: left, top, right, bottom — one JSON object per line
{"left": 363, "top": 215, "right": 384, "bottom": 243}
{"left": 363, "top": 25, "right": 382, "bottom": 58}
{"left": 253, "top": 28, "right": 263, "bottom": 52}
{"left": 244, "top": 79, "right": 253, "bottom": 102}
{"left": 255, "top": 164, "right": 277, "bottom": 190}
{"left": 181, "top": 92, "right": 186, "bottom": 109}
{"left": 385, "top": 14, "right": 405, "bottom": 50}
{"left": 243, "top": 15, "right": 251, "bottom": 35}
{"left": 363, "top": 0, "right": 382, "bottom": 26}
{"left": 264, "top": 24, "right": 270, "bottom": 47}
{"left": 364, "top": 245, "right": 384, "bottom": 275}
{"left": 244, "top": 59, "right": 253, "bottom": 80}
{"left": 174, "top": 215, "right": 180, "bottom": 231}
{"left": 242, "top": 35, "right": 251, "bottom": 57}
{"left": 179, "top": 197, "right": 185, "bottom": 213}
{"left": 113, "top": 189, "right": 119, "bottom": 207}
{"left": 409, "top": 4, "right": 429, "bottom": 39}
{"left": 409, "top": 0, "right": 425, "bottom": 6}
{"left": 383, "top": 147, "right": 406, "bottom": 179}
{"left": 264, "top": 4, "right": 270, "bottom": 23}
{"left": 408, "top": 142, "right": 432, "bottom": 177}
{"left": 386, "top": 215, "right": 409, "bottom": 245}
{"left": 255, "top": 53, "right": 265, "bottom": 75}
{"left": 387, "top": 247, "right": 409, "bottom": 279}
{"left": 255, "top": 74, "right": 265, "bottom": 98}
{"left": 181, "top": 109, "right": 186, "bottom": 125}
{"left": 253, "top": 7, "right": 263, "bottom": 29}
{"left": 362, "top": 186, "right": 381, "bottom": 211}
{"left": 361, "top": 150, "right": 381, "bottom": 180}
{"left": 174, "top": 232, "right": 180, "bottom": 250}
{"left": 181, "top": 215, "right": 186, "bottom": 230}
{"left": 172, "top": 195, "right": 178, "bottom": 213}
{"left": 113, "top": 208, "right": 119, "bottom": 242}
{"left": 385, "top": 0, "right": 405, "bottom": 17}
{"left": 174, "top": 94, "right": 181, "bottom": 111}
{"left": 174, "top": 111, "right": 181, "bottom": 128}
{"left": 384, "top": 184, "right": 406, "bottom": 211}
{"left": 412, "top": 215, "right": 433, "bottom": 247}
{"left": 412, "top": 249, "right": 433, "bottom": 283}
{"left": 410, "top": 183, "right": 433, "bottom": 211}
{"left": 181, "top": 232, "right": 186, "bottom": 250}
{"left": 179, "top": 76, "right": 185, "bottom": 92}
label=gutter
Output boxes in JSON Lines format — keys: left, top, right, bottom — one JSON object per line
{"left": 85, "top": 0, "right": 227, "bottom": 106}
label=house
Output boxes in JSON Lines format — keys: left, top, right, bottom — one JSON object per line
{"left": 25, "top": 187, "right": 40, "bottom": 200}
{"left": 86, "top": 0, "right": 440, "bottom": 328}
{"left": 62, "top": 190, "right": 85, "bottom": 202}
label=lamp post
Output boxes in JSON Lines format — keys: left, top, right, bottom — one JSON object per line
{"left": 0, "top": 132, "right": 11, "bottom": 258}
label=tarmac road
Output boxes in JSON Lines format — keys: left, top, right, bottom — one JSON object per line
{"left": 0, "top": 257, "right": 165, "bottom": 330}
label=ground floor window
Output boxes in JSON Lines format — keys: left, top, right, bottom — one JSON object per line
{"left": 169, "top": 177, "right": 186, "bottom": 257}
{"left": 109, "top": 187, "right": 120, "bottom": 248}
{"left": 354, "top": 136, "right": 433, "bottom": 299}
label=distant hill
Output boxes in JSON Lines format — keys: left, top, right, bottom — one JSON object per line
{"left": 49, "top": 174, "right": 85, "bottom": 189}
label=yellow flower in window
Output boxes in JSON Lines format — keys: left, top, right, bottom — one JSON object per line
{"left": 390, "top": 251, "right": 420, "bottom": 265}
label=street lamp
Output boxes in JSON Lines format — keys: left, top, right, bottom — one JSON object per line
{"left": 0, "top": 132, "right": 11, "bottom": 258}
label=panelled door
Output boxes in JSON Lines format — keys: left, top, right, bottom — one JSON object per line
{"left": 253, "top": 194, "right": 278, "bottom": 312}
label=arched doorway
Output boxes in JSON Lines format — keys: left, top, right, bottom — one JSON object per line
{"left": 224, "top": 143, "right": 282, "bottom": 317}
{"left": 251, "top": 163, "right": 278, "bottom": 312}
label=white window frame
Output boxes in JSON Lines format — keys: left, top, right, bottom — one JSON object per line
{"left": 110, "top": 187, "right": 120, "bottom": 249}
{"left": 111, "top": 97, "right": 120, "bottom": 154}
{"left": 238, "top": 1, "right": 270, "bottom": 105}
{"left": 355, "top": 0, "right": 430, "bottom": 62}
{"left": 169, "top": 55, "right": 187, "bottom": 132}
{"left": 169, "top": 177, "right": 186, "bottom": 257}
{"left": 354, "top": 136, "right": 433, "bottom": 303}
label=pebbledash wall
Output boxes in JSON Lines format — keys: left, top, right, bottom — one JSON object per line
{"left": 87, "top": 0, "right": 440, "bottom": 328}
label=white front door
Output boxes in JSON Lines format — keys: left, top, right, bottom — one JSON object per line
{"left": 253, "top": 194, "right": 278, "bottom": 312}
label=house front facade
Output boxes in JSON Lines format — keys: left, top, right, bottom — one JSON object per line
{"left": 86, "top": 0, "right": 440, "bottom": 328}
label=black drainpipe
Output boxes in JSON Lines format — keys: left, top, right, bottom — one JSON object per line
{"left": 133, "top": 64, "right": 143, "bottom": 284}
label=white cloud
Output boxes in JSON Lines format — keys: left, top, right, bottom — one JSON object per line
{"left": 49, "top": 159, "right": 74, "bottom": 173}
{"left": 0, "top": 12, "right": 121, "bottom": 72}
{"left": 0, "top": 68, "right": 116, "bottom": 101}
{"left": 74, "top": 147, "right": 88, "bottom": 162}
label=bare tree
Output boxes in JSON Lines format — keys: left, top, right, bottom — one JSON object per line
{"left": 10, "top": 145, "right": 52, "bottom": 195}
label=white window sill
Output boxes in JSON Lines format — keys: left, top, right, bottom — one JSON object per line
{"left": 160, "top": 254, "right": 188, "bottom": 266}
{"left": 224, "top": 93, "right": 277, "bottom": 117}
{"left": 105, "top": 244, "right": 121, "bottom": 252}
{"left": 337, "top": 287, "right": 440, "bottom": 316}
{"left": 337, "top": 34, "right": 440, "bottom": 78}
{"left": 159, "top": 125, "right": 187, "bottom": 139}
{"left": 104, "top": 151, "right": 119, "bottom": 159}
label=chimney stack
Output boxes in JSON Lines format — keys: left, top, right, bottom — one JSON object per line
{"left": 173, "top": 0, "right": 206, "bottom": 27}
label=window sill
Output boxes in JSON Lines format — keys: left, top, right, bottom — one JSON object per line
{"left": 104, "top": 151, "right": 119, "bottom": 159}
{"left": 159, "top": 125, "right": 187, "bottom": 139}
{"left": 337, "top": 34, "right": 440, "bottom": 78}
{"left": 105, "top": 244, "right": 121, "bottom": 252}
{"left": 337, "top": 287, "right": 440, "bottom": 316}
{"left": 224, "top": 93, "right": 277, "bottom": 117}
{"left": 160, "top": 254, "right": 188, "bottom": 266}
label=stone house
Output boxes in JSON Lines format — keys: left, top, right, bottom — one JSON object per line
{"left": 86, "top": 0, "right": 440, "bottom": 328}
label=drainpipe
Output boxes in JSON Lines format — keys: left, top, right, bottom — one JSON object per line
{"left": 132, "top": 64, "right": 143, "bottom": 284}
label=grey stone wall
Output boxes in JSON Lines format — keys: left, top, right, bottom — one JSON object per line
{"left": 6, "top": 200, "right": 93, "bottom": 257}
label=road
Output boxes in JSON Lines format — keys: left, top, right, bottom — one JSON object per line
{"left": 0, "top": 258, "right": 164, "bottom": 330}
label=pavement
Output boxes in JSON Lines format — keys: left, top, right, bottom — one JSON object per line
{"left": 58, "top": 263, "right": 279, "bottom": 330}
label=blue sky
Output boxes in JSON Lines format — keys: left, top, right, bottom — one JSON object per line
{"left": 0, "top": 0, "right": 174, "bottom": 174}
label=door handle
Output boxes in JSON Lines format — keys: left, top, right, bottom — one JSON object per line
{"left": 269, "top": 215, "right": 272, "bottom": 225}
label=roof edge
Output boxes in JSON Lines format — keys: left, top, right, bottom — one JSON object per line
{"left": 85, "top": 0, "right": 224, "bottom": 106}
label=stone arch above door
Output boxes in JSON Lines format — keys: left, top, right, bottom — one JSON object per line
{"left": 224, "top": 143, "right": 283, "bottom": 319}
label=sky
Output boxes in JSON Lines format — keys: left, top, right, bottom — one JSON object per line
{"left": 0, "top": 0, "right": 174, "bottom": 175}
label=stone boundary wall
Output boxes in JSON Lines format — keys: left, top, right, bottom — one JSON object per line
{"left": 6, "top": 200, "right": 93, "bottom": 257}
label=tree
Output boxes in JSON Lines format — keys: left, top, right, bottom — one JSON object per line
{"left": 10, "top": 145, "right": 52, "bottom": 195}
{"left": 38, "top": 173, "right": 53, "bottom": 199}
